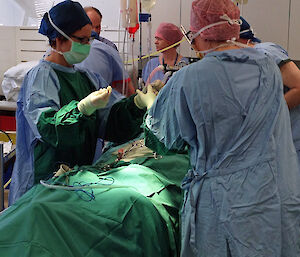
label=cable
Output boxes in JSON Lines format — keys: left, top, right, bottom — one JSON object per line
{"left": 124, "top": 38, "right": 186, "bottom": 64}
{"left": 0, "top": 130, "right": 12, "bottom": 144}
{"left": 4, "top": 178, "right": 11, "bottom": 189}
{"left": 40, "top": 179, "right": 137, "bottom": 191}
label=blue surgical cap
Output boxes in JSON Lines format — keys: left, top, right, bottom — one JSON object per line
{"left": 240, "top": 16, "right": 261, "bottom": 43}
{"left": 39, "top": 0, "right": 91, "bottom": 40}
{"left": 91, "top": 30, "right": 100, "bottom": 40}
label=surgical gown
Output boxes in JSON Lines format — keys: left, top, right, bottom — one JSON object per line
{"left": 9, "top": 60, "right": 143, "bottom": 205}
{"left": 254, "top": 42, "right": 300, "bottom": 162}
{"left": 76, "top": 40, "right": 131, "bottom": 93}
{"left": 145, "top": 48, "right": 300, "bottom": 257}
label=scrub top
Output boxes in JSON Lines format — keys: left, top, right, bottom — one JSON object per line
{"left": 145, "top": 47, "right": 300, "bottom": 256}
{"left": 99, "top": 35, "right": 118, "bottom": 51}
{"left": 76, "top": 40, "right": 131, "bottom": 92}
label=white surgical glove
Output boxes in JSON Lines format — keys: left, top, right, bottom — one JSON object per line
{"left": 78, "top": 86, "right": 112, "bottom": 116}
{"left": 134, "top": 84, "right": 157, "bottom": 110}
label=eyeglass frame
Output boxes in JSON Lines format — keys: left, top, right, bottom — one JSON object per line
{"left": 70, "top": 34, "right": 94, "bottom": 45}
{"left": 180, "top": 25, "right": 197, "bottom": 45}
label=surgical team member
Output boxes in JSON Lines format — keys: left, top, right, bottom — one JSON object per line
{"left": 84, "top": 6, "right": 118, "bottom": 51}
{"left": 239, "top": 16, "right": 300, "bottom": 110}
{"left": 9, "top": 1, "right": 145, "bottom": 205}
{"left": 238, "top": 17, "right": 300, "bottom": 161}
{"left": 76, "top": 39, "right": 135, "bottom": 97}
{"left": 79, "top": 6, "right": 135, "bottom": 97}
{"left": 142, "top": 22, "right": 188, "bottom": 84}
{"left": 138, "top": 0, "right": 300, "bottom": 256}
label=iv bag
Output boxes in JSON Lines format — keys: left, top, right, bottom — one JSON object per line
{"left": 120, "top": 0, "right": 139, "bottom": 28}
{"left": 141, "top": 0, "right": 156, "bottom": 12}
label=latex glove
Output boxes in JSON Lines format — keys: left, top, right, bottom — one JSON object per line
{"left": 135, "top": 84, "right": 157, "bottom": 110}
{"left": 78, "top": 86, "right": 112, "bottom": 116}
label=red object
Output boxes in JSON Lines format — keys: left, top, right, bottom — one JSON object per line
{"left": 126, "top": 23, "right": 140, "bottom": 39}
{"left": 117, "top": 148, "right": 124, "bottom": 160}
{"left": 0, "top": 115, "right": 16, "bottom": 131}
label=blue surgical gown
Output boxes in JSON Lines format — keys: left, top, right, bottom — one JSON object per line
{"left": 254, "top": 42, "right": 300, "bottom": 163}
{"left": 76, "top": 40, "right": 130, "bottom": 90}
{"left": 99, "top": 35, "right": 118, "bottom": 51}
{"left": 9, "top": 60, "right": 123, "bottom": 205}
{"left": 145, "top": 48, "right": 300, "bottom": 256}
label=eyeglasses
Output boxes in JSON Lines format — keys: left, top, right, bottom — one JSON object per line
{"left": 70, "top": 35, "right": 94, "bottom": 44}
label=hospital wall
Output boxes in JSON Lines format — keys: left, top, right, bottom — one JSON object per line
{"left": 139, "top": 0, "right": 300, "bottom": 60}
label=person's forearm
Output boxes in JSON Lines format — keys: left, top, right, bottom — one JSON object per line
{"left": 281, "top": 61, "right": 300, "bottom": 109}
{"left": 284, "top": 88, "right": 300, "bottom": 109}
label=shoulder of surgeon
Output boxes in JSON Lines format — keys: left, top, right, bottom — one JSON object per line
{"left": 146, "top": 57, "right": 159, "bottom": 65}
{"left": 24, "top": 59, "right": 106, "bottom": 91}
{"left": 255, "top": 42, "right": 289, "bottom": 56}
{"left": 254, "top": 42, "right": 290, "bottom": 65}
{"left": 143, "top": 57, "right": 160, "bottom": 74}
{"left": 166, "top": 48, "right": 267, "bottom": 90}
{"left": 22, "top": 59, "right": 61, "bottom": 91}
{"left": 88, "top": 39, "right": 125, "bottom": 68}
{"left": 90, "top": 39, "right": 120, "bottom": 58}
{"left": 26, "top": 58, "right": 85, "bottom": 79}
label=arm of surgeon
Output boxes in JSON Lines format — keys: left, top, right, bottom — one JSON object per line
{"left": 281, "top": 61, "right": 300, "bottom": 109}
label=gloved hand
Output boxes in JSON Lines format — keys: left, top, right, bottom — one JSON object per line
{"left": 134, "top": 84, "right": 157, "bottom": 110}
{"left": 78, "top": 86, "right": 112, "bottom": 116}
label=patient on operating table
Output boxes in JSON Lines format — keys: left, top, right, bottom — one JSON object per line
{"left": 0, "top": 132, "right": 189, "bottom": 257}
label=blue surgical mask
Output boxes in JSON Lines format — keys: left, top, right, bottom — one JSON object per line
{"left": 48, "top": 12, "right": 90, "bottom": 64}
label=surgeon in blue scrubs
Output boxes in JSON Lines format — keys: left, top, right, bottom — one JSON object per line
{"left": 142, "top": 22, "right": 189, "bottom": 84}
{"left": 76, "top": 35, "right": 136, "bottom": 97}
{"left": 9, "top": 1, "right": 146, "bottom": 205}
{"left": 136, "top": 0, "right": 300, "bottom": 256}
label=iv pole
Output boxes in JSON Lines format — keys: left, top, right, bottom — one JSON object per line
{"left": 138, "top": 0, "right": 143, "bottom": 80}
